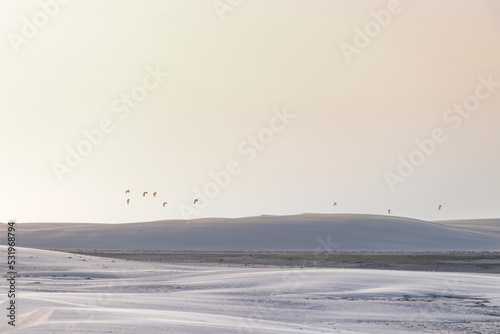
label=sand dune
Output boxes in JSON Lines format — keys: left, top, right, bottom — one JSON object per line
{"left": 11, "top": 214, "right": 500, "bottom": 251}
{"left": 433, "top": 219, "right": 500, "bottom": 236}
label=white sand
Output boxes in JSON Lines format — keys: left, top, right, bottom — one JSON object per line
{"left": 0, "top": 246, "right": 499, "bottom": 333}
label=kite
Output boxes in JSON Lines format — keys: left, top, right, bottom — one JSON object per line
{"left": 125, "top": 190, "right": 130, "bottom": 194}
{"left": 438, "top": 205, "right": 442, "bottom": 211}
{"left": 388, "top": 209, "right": 391, "bottom": 214}
{"left": 153, "top": 192, "right": 157, "bottom": 197}
{"left": 163, "top": 202, "right": 168, "bottom": 207}
{"left": 194, "top": 199, "right": 199, "bottom": 204}
{"left": 127, "top": 199, "right": 130, "bottom": 205}
{"left": 333, "top": 202, "right": 337, "bottom": 206}
{"left": 143, "top": 192, "right": 148, "bottom": 197}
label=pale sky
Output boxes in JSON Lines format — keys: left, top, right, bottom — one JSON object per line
{"left": 1, "top": 0, "right": 499, "bottom": 223}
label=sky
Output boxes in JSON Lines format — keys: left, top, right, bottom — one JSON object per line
{"left": 1, "top": 0, "right": 499, "bottom": 223}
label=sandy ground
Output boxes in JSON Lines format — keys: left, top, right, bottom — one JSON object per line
{"left": 70, "top": 250, "right": 500, "bottom": 274}
{"left": 1, "top": 246, "right": 500, "bottom": 333}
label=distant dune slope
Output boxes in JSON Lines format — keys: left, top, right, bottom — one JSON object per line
{"left": 5, "top": 214, "right": 500, "bottom": 251}
{"left": 433, "top": 219, "right": 500, "bottom": 236}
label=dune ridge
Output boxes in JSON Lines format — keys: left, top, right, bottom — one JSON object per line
{"left": 9, "top": 214, "right": 500, "bottom": 251}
